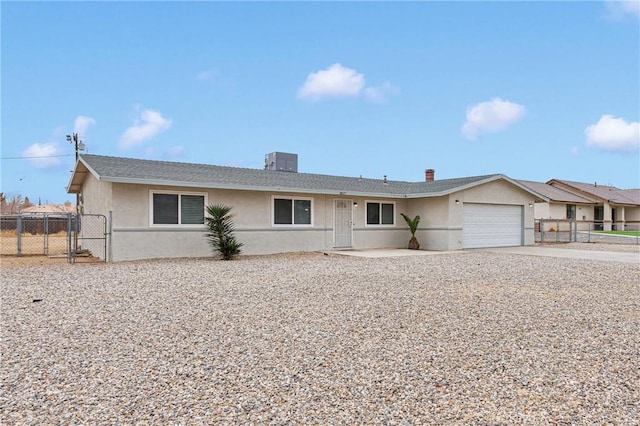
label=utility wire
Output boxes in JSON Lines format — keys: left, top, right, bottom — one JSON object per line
{"left": 1, "top": 154, "right": 74, "bottom": 160}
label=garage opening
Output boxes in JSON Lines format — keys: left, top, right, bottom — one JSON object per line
{"left": 463, "top": 203, "right": 523, "bottom": 249}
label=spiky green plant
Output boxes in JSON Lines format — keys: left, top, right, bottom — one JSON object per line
{"left": 400, "top": 213, "right": 421, "bottom": 250}
{"left": 205, "top": 204, "right": 243, "bottom": 260}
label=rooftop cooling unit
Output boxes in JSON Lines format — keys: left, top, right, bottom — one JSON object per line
{"left": 264, "top": 152, "right": 298, "bottom": 172}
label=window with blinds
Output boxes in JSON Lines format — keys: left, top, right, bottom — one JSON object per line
{"left": 151, "top": 192, "right": 206, "bottom": 226}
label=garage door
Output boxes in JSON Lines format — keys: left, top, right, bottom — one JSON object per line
{"left": 463, "top": 203, "right": 523, "bottom": 249}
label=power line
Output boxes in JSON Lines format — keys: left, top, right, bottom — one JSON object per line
{"left": 0, "top": 154, "right": 74, "bottom": 160}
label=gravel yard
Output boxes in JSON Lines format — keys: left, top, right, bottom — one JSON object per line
{"left": 1, "top": 247, "right": 639, "bottom": 424}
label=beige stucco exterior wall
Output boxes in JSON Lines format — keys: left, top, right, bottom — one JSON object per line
{"left": 81, "top": 174, "right": 112, "bottom": 216}
{"left": 623, "top": 206, "right": 640, "bottom": 222}
{"left": 350, "top": 197, "right": 408, "bottom": 249}
{"left": 83, "top": 177, "right": 539, "bottom": 261}
{"left": 534, "top": 202, "right": 595, "bottom": 221}
{"left": 452, "top": 179, "right": 537, "bottom": 248}
{"left": 404, "top": 196, "right": 455, "bottom": 251}
{"left": 105, "top": 184, "right": 410, "bottom": 261}
{"left": 78, "top": 174, "right": 113, "bottom": 260}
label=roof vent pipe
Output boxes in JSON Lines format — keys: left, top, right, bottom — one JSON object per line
{"left": 425, "top": 169, "right": 435, "bottom": 182}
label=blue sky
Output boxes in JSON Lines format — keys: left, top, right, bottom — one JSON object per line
{"left": 2, "top": 1, "right": 639, "bottom": 204}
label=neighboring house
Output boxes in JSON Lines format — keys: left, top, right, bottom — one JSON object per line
{"left": 517, "top": 180, "right": 596, "bottom": 222}
{"left": 20, "top": 203, "right": 76, "bottom": 214}
{"left": 67, "top": 153, "right": 545, "bottom": 261}
{"left": 519, "top": 179, "right": 640, "bottom": 231}
{"left": 547, "top": 179, "right": 640, "bottom": 231}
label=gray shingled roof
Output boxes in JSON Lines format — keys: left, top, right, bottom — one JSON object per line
{"left": 517, "top": 180, "right": 595, "bottom": 204}
{"left": 69, "top": 154, "right": 541, "bottom": 199}
{"left": 548, "top": 179, "right": 640, "bottom": 205}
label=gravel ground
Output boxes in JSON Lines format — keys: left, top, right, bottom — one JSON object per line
{"left": 547, "top": 241, "right": 640, "bottom": 253}
{"left": 1, "top": 248, "right": 639, "bottom": 424}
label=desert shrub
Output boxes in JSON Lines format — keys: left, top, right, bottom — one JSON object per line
{"left": 205, "top": 204, "right": 243, "bottom": 260}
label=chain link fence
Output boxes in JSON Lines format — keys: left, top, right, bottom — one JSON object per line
{"left": 536, "top": 219, "right": 640, "bottom": 245}
{"left": 1, "top": 213, "right": 107, "bottom": 262}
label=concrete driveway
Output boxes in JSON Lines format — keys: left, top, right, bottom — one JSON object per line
{"left": 483, "top": 246, "right": 639, "bottom": 264}
{"left": 329, "top": 246, "right": 639, "bottom": 264}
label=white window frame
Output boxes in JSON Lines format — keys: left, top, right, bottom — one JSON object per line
{"left": 149, "top": 190, "right": 208, "bottom": 227}
{"left": 364, "top": 200, "right": 396, "bottom": 227}
{"left": 271, "top": 195, "right": 313, "bottom": 227}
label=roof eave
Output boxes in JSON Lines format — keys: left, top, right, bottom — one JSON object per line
{"left": 67, "top": 156, "right": 103, "bottom": 194}
{"left": 407, "top": 174, "right": 549, "bottom": 202}
{"left": 98, "top": 176, "right": 412, "bottom": 198}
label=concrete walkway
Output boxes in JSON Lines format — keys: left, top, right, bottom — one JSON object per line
{"left": 328, "top": 246, "right": 639, "bottom": 264}
{"left": 327, "top": 249, "right": 459, "bottom": 258}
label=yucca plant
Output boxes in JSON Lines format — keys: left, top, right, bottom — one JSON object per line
{"left": 205, "top": 204, "right": 243, "bottom": 260}
{"left": 400, "top": 213, "right": 421, "bottom": 250}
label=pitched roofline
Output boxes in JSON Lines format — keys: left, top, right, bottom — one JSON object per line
{"left": 68, "top": 154, "right": 547, "bottom": 200}
{"left": 405, "top": 174, "right": 548, "bottom": 201}
{"left": 546, "top": 179, "right": 602, "bottom": 202}
{"left": 547, "top": 178, "right": 639, "bottom": 205}
{"left": 67, "top": 156, "right": 102, "bottom": 193}
{"left": 517, "top": 179, "right": 596, "bottom": 204}
{"left": 498, "top": 176, "right": 550, "bottom": 202}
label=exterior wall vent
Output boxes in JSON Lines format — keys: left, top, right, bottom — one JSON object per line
{"left": 265, "top": 152, "right": 298, "bottom": 172}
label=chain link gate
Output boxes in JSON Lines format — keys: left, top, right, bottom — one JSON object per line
{"left": 70, "top": 214, "right": 108, "bottom": 263}
{"left": 1, "top": 213, "right": 72, "bottom": 257}
{"left": 1, "top": 213, "right": 108, "bottom": 262}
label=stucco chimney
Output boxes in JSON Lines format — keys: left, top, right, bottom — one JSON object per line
{"left": 425, "top": 169, "right": 435, "bottom": 182}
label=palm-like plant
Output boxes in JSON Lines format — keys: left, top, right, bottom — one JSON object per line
{"left": 205, "top": 204, "right": 243, "bottom": 260}
{"left": 400, "top": 213, "right": 421, "bottom": 250}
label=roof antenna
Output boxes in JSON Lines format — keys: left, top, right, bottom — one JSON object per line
{"left": 383, "top": 175, "right": 388, "bottom": 184}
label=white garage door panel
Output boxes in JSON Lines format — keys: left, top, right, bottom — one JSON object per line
{"left": 463, "top": 203, "right": 522, "bottom": 249}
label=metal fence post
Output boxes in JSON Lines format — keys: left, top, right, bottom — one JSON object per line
{"left": 16, "top": 214, "right": 22, "bottom": 257}
{"left": 67, "top": 213, "right": 72, "bottom": 263}
{"left": 108, "top": 211, "right": 113, "bottom": 262}
{"left": 43, "top": 214, "right": 48, "bottom": 255}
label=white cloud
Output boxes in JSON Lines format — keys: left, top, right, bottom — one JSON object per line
{"left": 606, "top": 0, "right": 640, "bottom": 18}
{"left": 585, "top": 114, "right": 640, "bottom": 151}
{"left": 166, "top": 145, "right": 185, "bottom": 158}
{"left": 363, "top": 82, "right": 399, "bottom": 104}
{"left": 119, "top": 108, "right": 172, "bottom": 150}
{"left": 73, "top": 115, "right": 96, "bottom": 136}
{"left": 461, "top": 97, "right": 526, "bottom": 140}
{"left": 22, "top": 142, "right": 63, "bottom": 169}
{"left": 297, "top": 63, "right": 365, "bottom": 101}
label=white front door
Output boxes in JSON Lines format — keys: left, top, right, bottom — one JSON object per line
{"left": 334, "top": 199, "right": 353, "bottom": 248}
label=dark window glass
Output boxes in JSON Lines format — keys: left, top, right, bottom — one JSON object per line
{"left": 274, "top": 199, "right": 293, "bottom": 224}
{"left": 181, "top": 195, "right": 205, "bottom": 224}
{"left": 367, "top": 202, "right": 380, "bottom": 225}
{"left": 381, "top": 203, "right": 394, "bottom": 224}
{"left": 294, "top": 199, "right": 311, "bottom": 224}
{"left": 566, "top": 204, "right": 576, "bottom": 220}
{"left": 153, "top": 194, "right": 178, "bottom": 224}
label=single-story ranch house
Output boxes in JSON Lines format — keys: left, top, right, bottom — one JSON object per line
{"left": 67, "top": 153, "right": 546, "bottom": 261}
{"left": 518, "top": 179, "right": 640, "bottom": 230}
